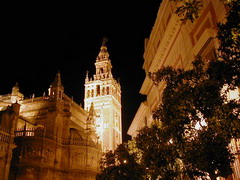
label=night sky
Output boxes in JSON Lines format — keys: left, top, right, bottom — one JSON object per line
{"left": 1, "top": 1, "right": 160, "bottom": 141}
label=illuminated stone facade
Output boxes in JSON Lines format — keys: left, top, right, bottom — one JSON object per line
{"left": 128, "top": 0, "right": 239, "bottom": 179}
{"left": 84, "top": 40, "right": 122, "bottom": 152}
{"left": 0, "top": 103, "right": 19, "bottom": 180}
{"left": 0, "top": 73, "right": 101, "bottom": 180}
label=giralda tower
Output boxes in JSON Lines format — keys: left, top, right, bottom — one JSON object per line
{"left": 84, "top": 38, "right": 122, "bottom": 151}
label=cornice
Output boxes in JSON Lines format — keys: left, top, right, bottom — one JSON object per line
{"left": 149, "top": 14, "right": 181, "bottom": 73}
{"left": 140, "top": 76, "right": 153, "bottom": 95}
{"left": 143, "top": 0, "right": 169, "bottom": 63}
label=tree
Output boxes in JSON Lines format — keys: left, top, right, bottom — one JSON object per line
{"left": 134, "top": 123, "right": 183, "bottom": 180}
{"left": 148, "top": 56, "right": 239, "bottom": 179}
{"left": 147, "top": 56, "right": 238, "bottom": 179}
{"left": 217, "top": 0, "right": 240, "bottom": 87}
{"left": 183, "top": 128, "right": 234, "bottom": 179}
{"left": 96, "top": 143, "right": 144, "bottom": 180}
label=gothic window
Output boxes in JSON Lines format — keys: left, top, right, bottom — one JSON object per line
{"left": 106, "top": 87, "right": 110, "bottom": 95}
{"left": 96, "top": 85, "right": 100, "bottom": 96}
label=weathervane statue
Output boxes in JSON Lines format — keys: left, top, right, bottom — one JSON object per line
{"left": 102, "top": 37, "right": 108, "bottom": 45}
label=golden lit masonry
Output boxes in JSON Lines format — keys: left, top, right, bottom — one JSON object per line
{"left": 84, "top": 38, "right": 122, "bottom": 152}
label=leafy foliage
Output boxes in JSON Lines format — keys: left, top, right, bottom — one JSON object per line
{"left": 217, "top": 0, "right": 240, "bottom": 87}
{"left": 183, "top": 129, "right": 234, "bottom": 179}
{"left": 172, "top": 0, "right": 203, "bottom": 23}
{"left": 149, "top": 55, "right": 239, "bottom": 179}
{"left": 96, "top": 143, "right": 144, "bottom": 180}
{"left": 134, "top": 123, "right": 183, "bottom": 180}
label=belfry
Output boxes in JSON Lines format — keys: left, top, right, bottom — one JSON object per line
{"left": 84, "top": 38, "right": 122, "bottom": 151}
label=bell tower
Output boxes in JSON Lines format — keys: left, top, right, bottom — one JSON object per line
{"left": 84, "top": 38, "right": 122, "bottom": 151}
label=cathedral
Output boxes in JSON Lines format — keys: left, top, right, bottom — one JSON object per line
{"left": 0, "top": 40, "right": 122, "bottom": 180}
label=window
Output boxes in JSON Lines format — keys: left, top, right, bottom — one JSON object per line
{"left": 102, "top": 87, "right": 105, "bottom": 95}
{"left": 91, "top": 89, "right": 94, "bottom": 97}
{"left": 106, "top": 87, "right": 110, "bottom": 95}
{"left": 86, "top": 90, "right": 90, "bottom": 98}
{"left": 197, "top": 38, "right": 217, "bottom": 66}
{"left": 96, "top": 85, "right": 100, "bottom": 96}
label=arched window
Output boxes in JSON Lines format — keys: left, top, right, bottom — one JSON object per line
{"left": 86, "top": 90, "right": 90, "bottom": 98}
{"left": 91, "top": 89, "right": 94, "bottom": 97}
{"left": 96, "top": 85, "right": 100, "bottom": 96}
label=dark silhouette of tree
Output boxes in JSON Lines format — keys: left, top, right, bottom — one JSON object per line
{"left": 134, "top": 123, "right": 183, "bottom": 180}
{"left": 96, "top": 143, "right": 144, "bottom": 180}
{"left": 172, "top": 0, "right": 203, "bottom": 23}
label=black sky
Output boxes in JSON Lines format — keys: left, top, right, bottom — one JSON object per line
{"left": 1, "top": 1, "right": 160, "bottom": 141}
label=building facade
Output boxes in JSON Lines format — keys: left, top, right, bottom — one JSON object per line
{"left": 0, "top": 73, "right": 102, "bottom": 180}
{"left": 128, "top": 0, "right": 239, "bottom": 179}
{"left": 84, "top": 40, "right": 122, "bottom": 152}
{"left": 0, "top": 103, "right": 19, "bottom": 180}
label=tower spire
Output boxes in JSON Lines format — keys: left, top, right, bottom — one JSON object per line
{"left": 102, "top": 37, "right": 108, "bottom": 46}
{"left": 85, "top": 70, "right": 89, "bottom": 82}
{"left": 96, "top": 37, "right": 110, "bottom": 62}
{"left": 51, "top": 71, "right": 63, "bottom": 88}
{"left": 49, "top": 71, "right": 64, "bottom": 100}
{"left": 95, "top": 38, "right": 113, "bottom": 80}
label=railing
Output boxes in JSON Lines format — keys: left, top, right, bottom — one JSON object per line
{"left": 15, "top": 127, "right": 35, "bottom": 137}
{"left": 0, "top": 129, "right": 10, "bottom": 143}
{"left": 14, "top": 128, "right": 99, "bottom": 148}
{"left": 0, "top": 126, "right": 10, "bottom": 134}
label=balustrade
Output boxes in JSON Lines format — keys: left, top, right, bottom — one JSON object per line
{"left": 14, "top": 128, "right": 98, "bottom": 148}
{"left": 0, "top": 131, "right": 10, "bottom": 143}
